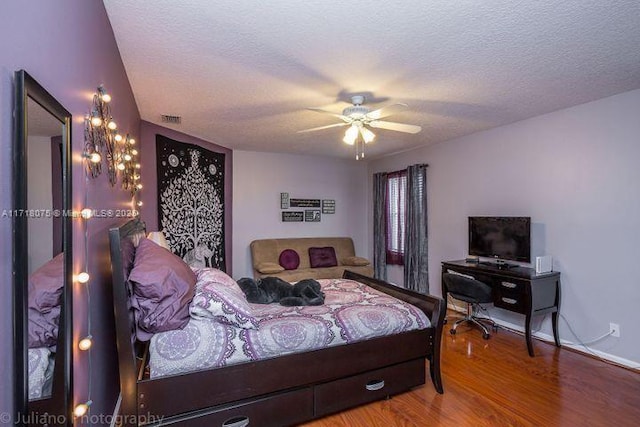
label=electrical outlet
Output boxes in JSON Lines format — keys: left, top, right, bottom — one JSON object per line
{"left": 609, "top": 323, "right": 621, "bottom": 338}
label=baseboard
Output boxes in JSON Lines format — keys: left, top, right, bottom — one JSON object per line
{"left": 445, "top": 303, "right": 640, "bottom": 370}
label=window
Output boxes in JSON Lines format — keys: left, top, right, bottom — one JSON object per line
{"left": 386, "top": 170, "right": 407, "bottom": 265}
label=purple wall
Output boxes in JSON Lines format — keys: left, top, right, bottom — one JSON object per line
{"left": 0, "top": 1, "right": 140, "bottom": 424}
{"left": 139, "top": 121, "right": 233, "bottom": 274}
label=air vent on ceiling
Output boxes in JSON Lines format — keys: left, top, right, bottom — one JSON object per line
{"left": 161, "top": 114, "right": 182, "bottom": 124}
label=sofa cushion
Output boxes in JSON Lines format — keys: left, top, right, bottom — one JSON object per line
{"left": 278, "top": 249, "right": 300, "bottom": 270}
{"left": 256, "top": 262, "right": 285, "bottom": 274}
{"left": 309, "top": 246, "right": 338, "bottom": 268}
{"left": 250, "top": 237, "right": 373, "bottom": 280}
{"left": 342, "top": 256, "right": 371, "bottom": 267}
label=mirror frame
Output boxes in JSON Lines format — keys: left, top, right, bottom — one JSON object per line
{"left": 13, "top": 70, "right": 73, "bottom": 426}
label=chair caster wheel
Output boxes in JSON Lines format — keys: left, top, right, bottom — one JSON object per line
{"left": 450, "top": 329, "right": 456, "bottom": 335}
{"left": 482, "top": 333, "right": 490, "bottom": 340}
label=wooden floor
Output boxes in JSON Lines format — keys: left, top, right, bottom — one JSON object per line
{"left": 301, "top": 318, "right": 640, "bottom": 427}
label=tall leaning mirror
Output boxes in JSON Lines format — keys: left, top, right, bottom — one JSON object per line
{"left": 13, "top": 70, "right": 73, "bottom": 426}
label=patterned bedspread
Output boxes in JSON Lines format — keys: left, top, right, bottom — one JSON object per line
{"left": 28, "top": 347, "right": 53, "bottom": 399}
{"left": 149, "top": 278, "right": 430, "bottom": 378}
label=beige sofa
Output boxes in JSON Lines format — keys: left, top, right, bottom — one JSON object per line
{"left": 250, "top": 237, "right": 373, "bottom": 281}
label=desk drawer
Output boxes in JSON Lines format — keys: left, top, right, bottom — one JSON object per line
{"left": 314, "top": 359, "right": 425, "bottom": 417}
{"left": 494, "top": 279, "right": 528, "bottom": 313}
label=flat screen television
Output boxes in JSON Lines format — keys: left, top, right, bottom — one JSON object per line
{"left": 468, "top": 216, "right": 531, "bottom": 263}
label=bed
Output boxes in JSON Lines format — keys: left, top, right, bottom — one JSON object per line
{"left": 109, "top": 219, "right": 445, "bottom": 426}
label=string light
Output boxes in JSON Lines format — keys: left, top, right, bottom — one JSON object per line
{"left": 83, "top": 152, "right": 101, "bottom": 163}
{"left": 80, "top": 208, "right": 93, "bottom": 219}
{"left": 79, "top": 83, "right": 148, "bottom": 421}
{"left": 76, "top": 272, "right": 90, "bottom": 284}
{"left": 78, "top": 335, "right": 93, "bottom": 351}
{"left": 74, "top": 400, "right": 93, "bottom": 418}
{"left": 90, "top": 115, "right": 102, "bottom": 127}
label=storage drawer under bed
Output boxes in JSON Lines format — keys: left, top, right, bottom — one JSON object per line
{"left": 314, "top": 358, "right": 426, "bottom": 417}
{"left": 155, "top": 387, "right": 313, "bottom": 427}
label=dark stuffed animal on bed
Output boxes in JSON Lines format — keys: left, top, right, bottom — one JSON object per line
{"left": 237, "top": 277, "right": 325, "bottom": 306}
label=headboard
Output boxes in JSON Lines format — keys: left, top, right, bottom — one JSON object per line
{"left": 108, "top": 218, "right": 147, "bottom": 419}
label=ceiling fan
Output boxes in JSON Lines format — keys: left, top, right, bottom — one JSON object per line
{"left": 298, "top": 95, "right": 422, "bottom": 159}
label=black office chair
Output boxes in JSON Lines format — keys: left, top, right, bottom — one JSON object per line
{"left": 442, "top": 272, "right": 497, "bottom": 340}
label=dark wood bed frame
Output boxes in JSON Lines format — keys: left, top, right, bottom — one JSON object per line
{"left": 109, "top": 219, "right": 445, "bottom": 426}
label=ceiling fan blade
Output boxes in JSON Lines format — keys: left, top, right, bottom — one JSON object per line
{"left": 369, "top": 120, "right": 422, "bottom": 134}
{"left": 297, "top": 122, "right": 349, "bottom": 133}
{"left": 306, "top": 107, "right": 352, "bottom": 122}
{"left": 365, "top": 103, "right": 408, "bottom": 120}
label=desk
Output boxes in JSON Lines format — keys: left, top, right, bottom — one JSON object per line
{"left": 441, "top": 260, "right": 561, "bottom": 356}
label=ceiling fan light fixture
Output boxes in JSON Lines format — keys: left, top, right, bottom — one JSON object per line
{"left": 343, "top": 124, "right": 358, "bottom": 145}
{"left": 300, "top": 94, "right": 421, "bottom": 159}
{"left": 360, "top": 126, "right": 375, "bottom": 143}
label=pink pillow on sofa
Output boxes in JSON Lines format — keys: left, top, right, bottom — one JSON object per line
{"left": 308, "top": 246, "right": 338, "bottom": 268}
{"left": 128, "top": 238, "right": 197, "bottom": 341}
{"left": 278, "top": 249, "right": 300, "bottom": 270}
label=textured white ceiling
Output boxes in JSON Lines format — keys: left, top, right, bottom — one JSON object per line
{"left": 104, "top": 0, "right": 640, "bottom": 160}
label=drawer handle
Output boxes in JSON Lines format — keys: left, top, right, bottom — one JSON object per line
{"left": 501, "top": 297, "right": 518, "bottom": 305}
{"left": 222, "top": 416, "right": 249, "bottom": 427}
{"left": 501, "top": 281, "right": 517, "bottom": 289}
{"left": 366, "top": 380, "right": 385, "bottom": 391}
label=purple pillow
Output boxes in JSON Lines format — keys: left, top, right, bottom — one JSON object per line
{"left": 28, "top": 252, "right": 64, "bottom": 311}
{"left": 278, "top": 249, "right": 300, "bottom": 270}
{"left": 309, "top": 246, "right": 338, "bottom": 268}
{"left": 28, "top": 253, "right": 64, "bottom": 348}
{"left": 128, "top": 238, "right": 197, "bottom": 341}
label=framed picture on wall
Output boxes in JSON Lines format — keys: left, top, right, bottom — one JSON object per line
{"left": 281, "top": 192, "right": 290, "bottom": 209}
{"left": 291, "top": 198, "right": 321, "bottom": 208}
{"left": 282, "top": 211, "right": 303, "bottom": 222}
{"left": 305, "top": 209, "right": 321, "bottom": 222}
{"left": 322, "top": 199, "right": 335, "bottom": 214}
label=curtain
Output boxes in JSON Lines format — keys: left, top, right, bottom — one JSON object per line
{"left": 373, "top": 172, "right": 388, "bottom": 281}
{"left": 404, "top": 164, "right": 428, "bottom": 294}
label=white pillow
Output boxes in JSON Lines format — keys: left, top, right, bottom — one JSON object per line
{"left": 147, "top": 231, "right": 170, "bottom": 250}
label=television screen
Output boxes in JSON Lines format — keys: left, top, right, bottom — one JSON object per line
{"left": 469, "top": 217, "right": 531, "bottom": 262}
